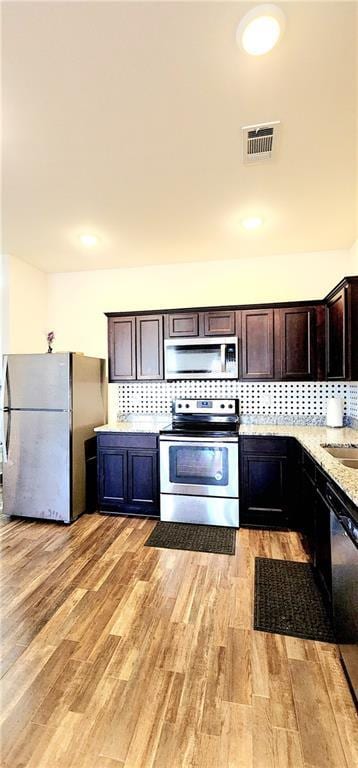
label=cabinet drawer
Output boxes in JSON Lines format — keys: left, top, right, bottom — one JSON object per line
{"left": 302, "top": 450, "right": 316, "bottom": 482}
{"left": 316, "top": 464, "right": 329, "bottom": 497}
{"left": 97, "top": 433, "right": 158, "bottom": 449}
{"left": 240, "top": 508, "right": 289, "bottom": 529}
{"left": 240, "top": 437, "right": 289, "bottom": 456}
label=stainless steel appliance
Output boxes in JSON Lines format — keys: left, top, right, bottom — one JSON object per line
{"left": 164, "top": 337, "right": 238, "bottom": 380}
{"left": 329, "top": 484, "right": 358, "bottom": 702}
{"left": 1, "top": 353, "right": 105, "bottom": 523}
{"left": 160, "top": 399, "right": 239, "bottom": 527}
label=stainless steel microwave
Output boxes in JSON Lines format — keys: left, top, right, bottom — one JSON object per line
{"left": 164, "top": 337, "right": 238, "bottom": 380}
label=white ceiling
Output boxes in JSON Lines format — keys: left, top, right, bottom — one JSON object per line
{"left": 2, "top": 1, "right": 357, "bottom": 273}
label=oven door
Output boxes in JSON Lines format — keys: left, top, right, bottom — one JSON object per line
{"left": 160, "top": 436, "right": 239, "bottom": 498}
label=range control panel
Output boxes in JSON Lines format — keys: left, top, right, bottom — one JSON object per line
{"left": 173, "top": 399, "right": 238, "bottom": 416}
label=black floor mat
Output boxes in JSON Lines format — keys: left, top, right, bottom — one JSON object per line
{"left": 145, "top": 521, "right": 236, "bottom": 555}
{"left": 254, "top": 557, "right": 335, "bottom": 643}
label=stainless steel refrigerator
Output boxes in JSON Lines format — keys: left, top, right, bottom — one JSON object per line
{"left": 1, "top": 353, "right": 105, "bottom": 523}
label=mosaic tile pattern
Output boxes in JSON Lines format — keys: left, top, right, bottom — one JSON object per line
{"left": 115, "top": 380, "right": 352, "bottom": 422}
{"left": 348, "top": 383, "right": 358, "bottom": 421}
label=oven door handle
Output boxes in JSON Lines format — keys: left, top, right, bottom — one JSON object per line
{"left": 159, "top": 435, "right": 239, "bottom": 443}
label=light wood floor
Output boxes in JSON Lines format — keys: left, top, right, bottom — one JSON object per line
{"left": 0, "top": 513, "right": 357, "bottom": 768}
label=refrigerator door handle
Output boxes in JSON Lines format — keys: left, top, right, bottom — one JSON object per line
{"left": 1, "top": 355, "right": 8, "bottom": 463}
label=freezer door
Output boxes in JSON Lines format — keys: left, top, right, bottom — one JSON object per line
{"left": 3, "top": 410, "right": 71, "bottom": 522}
{"left": 5, "top": 354, "right": 70, "bottom": 411}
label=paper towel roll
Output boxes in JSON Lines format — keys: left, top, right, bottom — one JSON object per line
{"left": 326, "top": 397, "right": 344, "bottom": 428}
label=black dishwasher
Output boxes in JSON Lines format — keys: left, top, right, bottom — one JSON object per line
{"left": 329, "top": 484, "right": 358, "bottom": 703}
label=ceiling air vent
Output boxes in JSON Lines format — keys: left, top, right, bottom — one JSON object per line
{"left": 242, "top": 121, "right": 280, "bottom": 163}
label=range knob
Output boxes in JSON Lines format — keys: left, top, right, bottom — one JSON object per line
{"left": 228, "top": 403, "right": 234, "bottom": 409}
{"left": 220, "top": 404, "right": 225, "bottom": 409}
{"left": 185, "top": 403, "right": 190, "bottom": 408}
{"left": 177, "top": 404, "right": 182, "bottom": 409}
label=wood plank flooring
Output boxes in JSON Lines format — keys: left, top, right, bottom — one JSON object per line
{"left": 0, "top": 513, "right": 357, "bottom": 767}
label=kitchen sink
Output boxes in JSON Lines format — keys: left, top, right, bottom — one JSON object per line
{"left": 321, "top": 444, "right": 358, "bottom": 469}
{"left": 339, "top": 459, "right": 358, "bottom": 469}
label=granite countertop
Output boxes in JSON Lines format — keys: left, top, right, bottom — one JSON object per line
{"left": 94, "top": 414, "right": 171, "bottom": 434}
{"left": 94, "top": 416, "right": 358, "bottom": 507}
{"left": 239, "top": 424, "right": 358, "bottom": 507}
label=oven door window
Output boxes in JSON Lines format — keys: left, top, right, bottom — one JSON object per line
{"left": 169, "top": 445, "right": 228, "bottom": 486}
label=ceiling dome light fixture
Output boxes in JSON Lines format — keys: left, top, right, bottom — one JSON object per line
{"left": 79, "top": 233, "right": 98, "bottom": 247}
{"left": 237, "top": 4, "right": 285, "bottom": 56}
{"left": 241, "top": 216, "right": 263, "bottom": 230}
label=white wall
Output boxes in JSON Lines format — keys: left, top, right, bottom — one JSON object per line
{"left": 47, "top": 248, "right": 352, "bottom": 360}
{"left": 349, "top": 239, "right": 358, "bottom": 272}
{"left": 2, "top": 254, "right": 48, "bottom": 354}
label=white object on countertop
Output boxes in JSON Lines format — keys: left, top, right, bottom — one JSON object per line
{"left": 326, "top": 397, "right": 344, "bottom": 428}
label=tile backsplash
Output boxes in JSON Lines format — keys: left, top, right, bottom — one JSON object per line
{"left": 111, "top": 380, "right": 358, "bottom": 426}
{"left": 348, "top": 383, "right": 358, "bottom": 427}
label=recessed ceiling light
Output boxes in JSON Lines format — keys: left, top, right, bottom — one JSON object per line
{"left": 237, "top": 5, "right": 285, "bottom": 56}
{"left": 242, "top": 216, "right": 263, "bottom": 230}
{"left": 79, "top": 234, "right": 98, "bottom": 247}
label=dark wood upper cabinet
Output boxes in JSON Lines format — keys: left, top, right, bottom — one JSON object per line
{"left": 277, "top": 306, "right": 316, "bottom": 381}
{"left": 108, "top": 316, "right": 136, "bottom": 381}
{"left": 241, "top": 309, "right": 274, "bottom": 380}
{"left": 108, "top": 314, "right": 163, "bottom": 382}
{"left": 201, "top": 310, "right": 236, "bottom": 336}
{"left": 326, "top": 288, "right": 345, "bottom": 379}
{"left": 326, "top": 278, "right": 358, "bottom": 381}
{"left": 167, "top": 312, "right": 199, "bottom": 337}
{"left": 136, "top": 315, "right": 163, "bottom": 380}
{"left": 106, "top": 274, "right": 357, "bottom": 383}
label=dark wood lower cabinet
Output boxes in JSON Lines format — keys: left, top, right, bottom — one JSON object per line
{"left": 314, "top": 489, "right": 332, "bottom": 602}
{"left": 300, "top": 467, "right": 316, "bottom": 549}
{"left": 97, "top": 433, "right": 159, "bottom": 517}
{"left": 98, "top": 448, "right": 127, "bottom": 506}
{"left": 127, "top": 449, "right": 159, "bottom": 511}
{"left": 239, "top": 437, "right": 297, "bottom": 528}
{"left": 239, "top": 439, "right": 341, "bottom": 605}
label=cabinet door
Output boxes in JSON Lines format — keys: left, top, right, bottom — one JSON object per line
{"left": 301, "top": 468, "right": 316, "bottom": 551}
{"left": 241, "top": 309, "right": 274, "bottom": 380}
{"left": 98, "top": 448, "right": 127, "bottom": 506}
{"left": 315, "top": 491, "right": 332, "bottom": 603}
{"left": 167, "top": 312, "right": 199, "bottom": 337}
{"left": 240, "top": 437, "right": 290, "bottom": 528}
{"left": 278, "top": 307, "right": 315, "bottom": 380}
{"left": 127, "top": 449, "right": 159, "bottom": 512}
{"left": 326, "top": 288, "right": 346, "bottom": 380}
{"left": 202, "top": 310, "right": 236, "bottom": 336}
{"left": 108, "top": 317, "right": 136, "bottom": 381}
{"left": 240, "top": 452, "right": 290, "bottom": 528}
{"left": 136, "top": 315, "right": 163, "bottom": 380}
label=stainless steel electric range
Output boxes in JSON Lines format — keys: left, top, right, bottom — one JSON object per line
{"left": 159, "top": 399, "right": 239, "bottom": 527}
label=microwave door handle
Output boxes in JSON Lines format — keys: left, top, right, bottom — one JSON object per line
{"left": 220, "top": 344, "right": 226, "bottom": 373}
